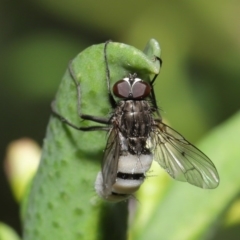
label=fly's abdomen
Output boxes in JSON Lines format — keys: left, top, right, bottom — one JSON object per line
{"left": 95, "top": 153, "right": 153, "bottom": 202}
{"left": 112, "top": 153, "right": 153, "bottom": 194}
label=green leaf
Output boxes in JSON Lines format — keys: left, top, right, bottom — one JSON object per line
{"left": 22, "top": 40, "right": 160, "bottom": 240}
{"left": 130, "top": 111, "right": 240, "bottom": 240}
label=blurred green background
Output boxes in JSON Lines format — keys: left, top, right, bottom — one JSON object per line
{"left": 1, "top": 0, "right": 240, "bottom": 239}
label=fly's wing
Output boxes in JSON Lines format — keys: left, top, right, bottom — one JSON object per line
{"left": 101, "top": 128, "right": 120, "bottom": 195}
{"left": 151, "top": 121, "right": 219, "bottom": 189}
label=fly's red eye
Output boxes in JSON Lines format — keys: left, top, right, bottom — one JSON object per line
{"left": 113, "top": 80, "right": 131, "bottom": 98}
{"left": 132, "top": 81, "right": 151, "bottom": 99}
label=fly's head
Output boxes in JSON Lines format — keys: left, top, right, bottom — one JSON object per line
{"left": 113, "top": 73, "right": 151, "bottom": 100}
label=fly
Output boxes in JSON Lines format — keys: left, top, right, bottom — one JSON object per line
{"left": 52, "top": 41, "right": 219, "bottom": 202}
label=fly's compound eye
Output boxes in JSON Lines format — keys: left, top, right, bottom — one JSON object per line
{"left": 113, "top": 79, "right": 151, "bottom": 99}
{"left": 132, "top": 81, "right": 151, "bottom": 99}
{"left": 113, "top": 80, "right": 130, "bottom": 98}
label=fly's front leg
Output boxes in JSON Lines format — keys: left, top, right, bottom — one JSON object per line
{"left": 104, "top": 40, "right": 117, "bottom": 109}
{"left": 68, "top": 61, "right": 110, "bottom": 124}
{"left": 51, "top": 61, "right": 110, "bottom": 131}
{"left": 51, "top": 101, "right": 110, "bottom": 131}
{"left": 150, "top": 56, "right": 162, "bottom": 117}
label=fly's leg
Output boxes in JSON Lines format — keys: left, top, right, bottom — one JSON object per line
{"left": 150, "top": 56, "right": 162, "bottom": 85}
{"left": 68, "top": 61, "right": 110, "bottom": 124}
{"left": 104, "top": 40, "right": 117, "bottom": 109}
{"left": 51, "top": 101, "right": 109, "bottom": 131}
{"left": 150, "top": 56, "right": 162, "bottom": 117}
{"left": 51, "top": 61, "right": 111, "bottom": 131}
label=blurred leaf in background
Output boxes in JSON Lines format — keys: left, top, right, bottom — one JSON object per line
{"left": 0, "top": 222, "right": 21, "bottom": 240}
{"left": 4, "top": 138, "right": 40, "bottom": 202}
{"left": 1, "top": 0, "right": 240, "bottom": 239}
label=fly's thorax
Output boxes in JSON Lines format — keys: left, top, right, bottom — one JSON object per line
{"left": 113, "top": 100, "right": 154, "bottom": 138}
{"left": 119, "top": 99, "right": 152, "bottom": 113}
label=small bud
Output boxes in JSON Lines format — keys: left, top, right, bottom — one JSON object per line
{"left": 4, "top": 138, "right": 41, "bottom": 202}
{"left": 0, "top": 222, "right": 21, "bottom": 240}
